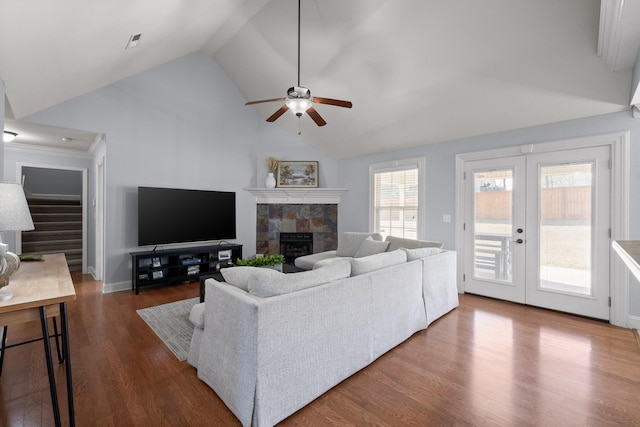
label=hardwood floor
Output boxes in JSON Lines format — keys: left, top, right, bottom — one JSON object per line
{"left": 1, "top": 273, "right": 639, "bottom": 426}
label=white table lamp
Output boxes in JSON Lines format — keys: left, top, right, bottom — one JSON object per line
{"left": 0, "top": 182, "right": 35, "bottom": 300}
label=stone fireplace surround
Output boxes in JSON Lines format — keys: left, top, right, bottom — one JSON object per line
{"left": 246, "top": 188, "right": 348, "bottom": 258}
{"left": 256, "top": 204, "right": 337, "bottom": 256}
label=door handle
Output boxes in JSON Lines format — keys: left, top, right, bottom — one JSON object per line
{"left": 513, "top": 238, "right": 524, "bottom": 244}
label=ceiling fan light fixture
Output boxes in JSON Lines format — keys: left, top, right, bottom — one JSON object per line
{"left": 286, "top": 98, "right": 312, "bottom": 116}
{"left": 244, "top": 0, "right": 351, "bottom": 126}
{"left": 3, "top": 131, "right": 17, "bottom": 142}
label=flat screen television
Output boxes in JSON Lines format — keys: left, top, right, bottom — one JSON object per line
{"left": 138, "top": 186, "right": 236, "bottom": 246}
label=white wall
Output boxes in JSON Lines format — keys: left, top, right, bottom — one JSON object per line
{"left": 337, "top": 110, "right": 640, "bottom": 318}
{"left": 1, "top": 80, "right": 5, "bottom": 178}
{"left": 23, "top": 52, "right": 337, "bottom": 289}
{"left": 22, "top": 166, "right": 83, "bottom": 196}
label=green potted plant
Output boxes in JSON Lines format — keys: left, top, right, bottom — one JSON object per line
{"left": 236, "top": 254, "right": 285, "bottom": 272}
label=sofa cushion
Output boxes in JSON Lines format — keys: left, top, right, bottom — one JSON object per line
{"left": 350, "top": 249, "right": 407, "bottom": 276}
{"left": 354, "top": 237, "right": 390, "bottom": 258}
{"left": 189, "top": 302, "right": 206, "bottom": 329}
{"left": 221, "top": 266, "right": 282, "bottom": 292}
{"left": 401, "top": 246, "right": 442, "bottom": 261}
{"left": 385, "top": 235, "right": 443, "bottom": 252}
{"left": 249, "top": 259, "right": 351, "bottom": 298}
{"left": 336, "top": 232, "right": 383, "bottom": 257}
{"left": 312, "top": 257, "right": 350, "bottom": 269}
{"left": 294, "top": 250, "right": 338, "bottom": 270}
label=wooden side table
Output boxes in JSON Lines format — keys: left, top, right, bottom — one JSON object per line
{"left": 199, "top": 271, "right": 224, "bottom": 302}
{"left": 0, "top": 253, "right": 76, "bottom": 427}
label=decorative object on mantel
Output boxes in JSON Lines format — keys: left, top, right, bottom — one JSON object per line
{"left": 0, "top": 182, "right": 35, "bottom": 300}
{"left": 265, "top": 157, "right": 278, "bottom": 188}
{"left": 277, "top": 161, "right": 318, "bottom": 188}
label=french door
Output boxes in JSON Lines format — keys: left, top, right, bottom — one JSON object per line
{"left": 463, "top": 146, "right": 611, "bottom": 319}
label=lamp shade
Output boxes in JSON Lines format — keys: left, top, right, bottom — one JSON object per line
{"left": 0, "top": 182, "right": 35, "bottom": 232}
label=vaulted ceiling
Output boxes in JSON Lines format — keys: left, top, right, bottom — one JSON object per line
{"left": 2, "top": 0, "right": 639, "bottom": 158}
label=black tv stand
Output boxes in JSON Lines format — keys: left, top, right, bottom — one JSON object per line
{"left": 130, "top": 243, "right": 242, "bottom": 294}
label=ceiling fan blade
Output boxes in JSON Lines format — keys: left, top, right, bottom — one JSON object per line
{"left": 312, "top": 97, "right": 353, "bottom": 109}
{"left": 266, "top": 105, "right": 289, "bottom": 122}
{"left": 306, "top": 106, "right": 327, "bottom": 126}
{"left": 246, "top": 97, "right": 286, "bottom": 106}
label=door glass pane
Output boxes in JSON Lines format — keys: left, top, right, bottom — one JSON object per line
{"left": 538, "top": 163, "right": 592, "bottom": 295}
{"left": 473, "top": 170, "right": 513, "bottom": 283}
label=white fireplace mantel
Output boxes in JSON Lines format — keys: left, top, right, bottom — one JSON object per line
{"left": 244, "top": 188, "right": 348, "bottom": 204}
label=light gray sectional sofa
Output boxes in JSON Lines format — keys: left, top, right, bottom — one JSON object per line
{"left": 294, "top": 232, "right": 444, "bottom": 270}
{"left": 188, "top": 232, "right": 458, "bottom": 427}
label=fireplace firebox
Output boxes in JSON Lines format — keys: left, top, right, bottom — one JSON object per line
{"left": 280, "top": 233, "right": 313, "bottom": 265}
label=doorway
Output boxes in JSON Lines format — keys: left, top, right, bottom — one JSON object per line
{"left": 455, "top": 132, "right": 629, "bottom": 323}
{"left": 16, "top": 164, "right": 88, "bottom": 273}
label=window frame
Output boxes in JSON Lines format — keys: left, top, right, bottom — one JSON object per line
{"left": 369, "top": 156, "right": 426, "bottom": 240}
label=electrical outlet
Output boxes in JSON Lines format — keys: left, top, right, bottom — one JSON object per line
{"left": 443, "top": 214, "right": 451, "bottom": 223}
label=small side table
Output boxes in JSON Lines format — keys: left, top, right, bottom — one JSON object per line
{"left": 199, "top": 271, "right": 224, "bottom": 302}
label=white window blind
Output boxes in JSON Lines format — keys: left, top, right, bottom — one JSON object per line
{"left": 372, "top": 164, "right": 420, "bottom": 239}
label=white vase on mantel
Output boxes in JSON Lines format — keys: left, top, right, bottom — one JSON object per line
{"left": 265, "top": 172, "right": 276, "bottom": 188}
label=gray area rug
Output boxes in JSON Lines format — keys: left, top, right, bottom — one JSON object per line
{"left": 137, "top": 297, "right": 199, "bottom": 361}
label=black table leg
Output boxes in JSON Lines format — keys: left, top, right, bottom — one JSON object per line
{"left": 60, "top": 302, "right": 75, "bottom": 426}
{"left": 39, "top": 306, "right": 61, "bottom": 427}
{"left": 52, "top": 317, "right": 63, "bottom": 363}
{"left": 0, "top": 325, "right": 7, "bottom": 376}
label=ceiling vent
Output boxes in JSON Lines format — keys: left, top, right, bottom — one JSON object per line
{"left": 125, "top": 33, "right": 142, "bottom": 49}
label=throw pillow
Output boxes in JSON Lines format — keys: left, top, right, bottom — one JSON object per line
{"left": 350, "top": 249, "right": 407, "bottom": 276}
{"left": 336, "top": 232, "right": 383, "bottom": 257}
{"left": 354, "top": 237, "right": 390, "bottom": 258}
{"left": 249, "top": 259, "right": 351, "bottom": 298}
{"left": 221, "top": 266, "right": 282, "bottom": 292}
{"left": 401, "top": 247, "right": 442, "bottom": 261}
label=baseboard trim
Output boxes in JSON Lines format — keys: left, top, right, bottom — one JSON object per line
{"left": 627, "top": 314, "right": 640, "bottom": 329}
{"left": 102, "top": 280, "right": 131, "bottom": 293}
{"left": 628, "top": 315, "right": 640, "bottom": 329}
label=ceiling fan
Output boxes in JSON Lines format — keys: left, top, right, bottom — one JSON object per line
{"left": 245, "top": 0, "right": 352, "bottom": 127}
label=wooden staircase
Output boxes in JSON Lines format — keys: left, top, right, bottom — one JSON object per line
{"left": 22, "top": 198, "right": 83, "bottom": 272}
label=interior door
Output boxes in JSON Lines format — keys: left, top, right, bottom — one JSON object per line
{"left": 462, "top": 146, "right": 611, "bottom": 320}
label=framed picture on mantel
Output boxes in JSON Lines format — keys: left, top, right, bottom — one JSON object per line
{"left": 277, "top": 161, "right": 319, "bottom": 188}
